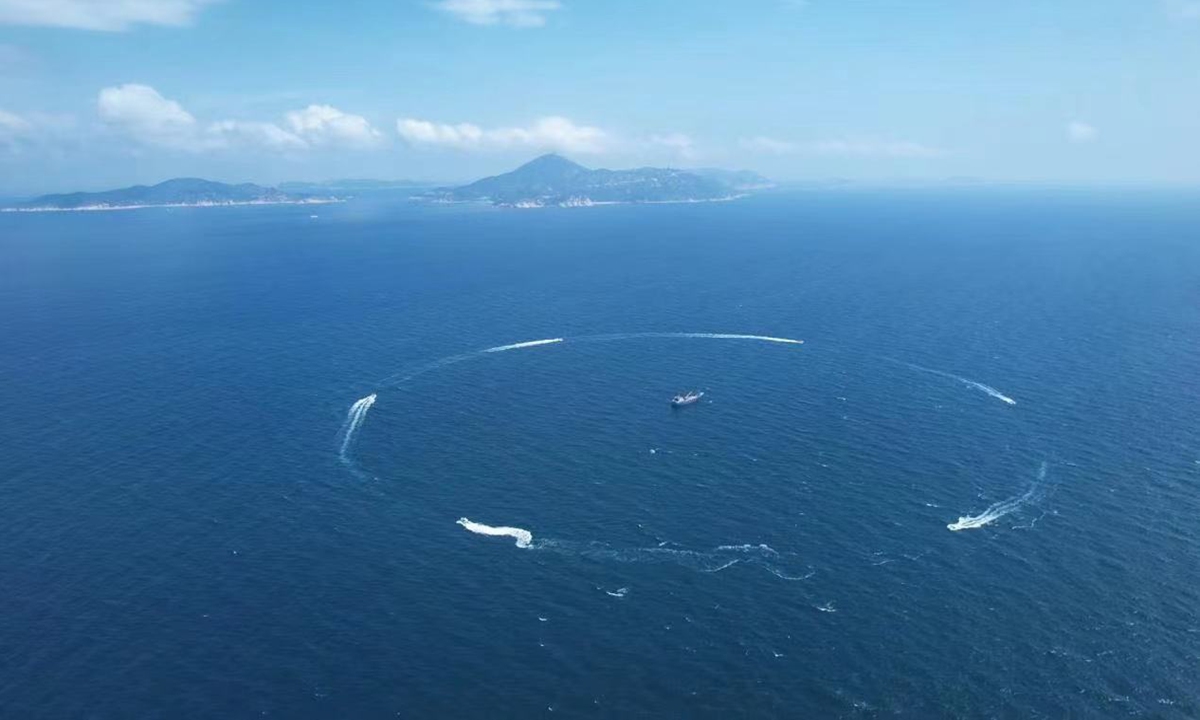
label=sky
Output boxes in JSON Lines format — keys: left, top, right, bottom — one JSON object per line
{"left": 0, "top": 0, "right": 1197, "bottom": 194}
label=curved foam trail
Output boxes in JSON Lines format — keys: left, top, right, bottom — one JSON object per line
{"left": 670, "top": 333, "right": 804, "bottom": 345}
{"left": 970, "top": 382, "right": 1017, "bottom": 406}
{"left": 378, "top": 338, "right": 560, "bottom": 386}
{"left": 948, "top": 463, "right": 1048, "bottom": 531}
{"left": 905, "top": 362, "right": 1016, "bottom": 405}
{"left": 339, "top": 394, "right": 377, "bottom": 458}
{"left": 378, "top": 352, "right": 476, "bottom": 387}
{"left": 380, "top": 332, "right": 802, "bottom": 387}
{"left": 534, "top": 538, "right": 810, "bottom": 580}
{"left": 577, "top": 332, "right": 804, "bottom": 346}
{"left": 483, "top": 338, "right": 564, "bottom": 353}
{"left": 457, "top": 518, "right": 533, "bottom": 548}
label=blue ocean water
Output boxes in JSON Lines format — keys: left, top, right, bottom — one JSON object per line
{"left": 2, "top": 189, "right": 1199, "bottom": 718}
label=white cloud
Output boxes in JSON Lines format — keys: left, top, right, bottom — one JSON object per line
{"left": 0, "top": 0, "right": 221, "bottom": 31}
{"left": 397, "top": 119, "right": 481, "bottom": 146}
{"left": 0, "top": 107, "right": 33, "bottom": 152}
{"left": 649, "top": 133, "right": 697, "bottom": 161}
{"left": 0, "top": 108, "right": 32, "bottom": 135}
{"left": 285, "top": 104, "right": 384, "bottom": 148}
{"left": 398, "top": 115, "right": 608, "bottom": 154}
{"left": 98, "top": 83, "right": 199, "bottom": 149}
{"left": 0, "top": 109, "right": 80, "bottom": 154}
{"left": 434, "top": 0, "right": 561, "bottom": 27}
{"left": 1066, "top": 121, "right": 1098, "bottom": 144}
{"left": 98, "top": 84, "right": 381, "bottom": 154}
{"left": 206, "top": 120, "right": 306, "bottom": 151}
{"left": 740, "top": 135, "right": 943, "bottom": 158}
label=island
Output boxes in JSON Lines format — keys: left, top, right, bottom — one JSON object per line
{"left": 5, "top": 159, "right": 772, "bottom": 213}
{"left": 6, "top": 178, "right": 338, "bottom": 212}
{"left": 426, "top": 154, "right": 771, "bottom": 208}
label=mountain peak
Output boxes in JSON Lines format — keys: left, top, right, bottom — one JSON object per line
{"left": 435, "top": 154, "right": 753, "bottom": 207}
{"left": 513, "top": 153, "right": 588, "bottom": 176}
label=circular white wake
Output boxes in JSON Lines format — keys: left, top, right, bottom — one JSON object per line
{"left": 336, "top": 331, "right": 817, "bottom": 579}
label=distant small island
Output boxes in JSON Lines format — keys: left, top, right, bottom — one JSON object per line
{"left": 426, "top": 154, "right": 771, "bottom": 208}
{"left": 5, "top": 178, "right": 338, "bottom": 213}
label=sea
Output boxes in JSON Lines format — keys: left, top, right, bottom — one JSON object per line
{"left": 1, "top": 188, "right": 1198, "bottom": 719}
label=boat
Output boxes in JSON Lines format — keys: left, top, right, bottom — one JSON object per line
{"left": 671, "top": 390, "right": 704, "bottom": 407}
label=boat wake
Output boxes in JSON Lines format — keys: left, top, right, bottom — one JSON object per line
{"left": 904, "top": 362, "right": 1016, "bottom": 405}
{"left": 966, "top": 381, "right": 1017, "bottom": 406}
{"left": 379, "top": 338, "right": 562, "bottom": 387}
{"left": 671, "top": 332, "right": 804, "bottom": 345}
{"left": 339, "top": 394, "right": 377, "bottom": 460}
{"left": 948, "top": 462, "right": 1049, "bottom": 532}
{"left": 347, "top": 331, "right": 813, "bottom": 578}
{"left": 483, "top": 338, "right": 564, "bottom": 353}
{"left": 583, "top": 331, "right": 804, "bottom": 346}
{"left": 379, "top": 332, "right": 803, "bottom": 388}
{"left": 456, "top": 518, "right": 534, "bottom": 548}
{"left": 545, "top": 539, "right": 813, "bottom": 580}
{"left": 454, "top": 522, "right": 814, "bottom": 580}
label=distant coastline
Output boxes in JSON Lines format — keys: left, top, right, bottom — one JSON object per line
{"left": 2, "top": 198, "right": 341, "bottom": 213}
{"left": 505, "top": 193, "right": 750, "bottom": 209}
{"left": 425, "top": 193, "right": 749, "bottom": 209}
{"left": 4, "top": 178, "right": 337, "bottom": 213}
{"left": 4, "top": 159, "right": 770, "bottom": 214}
{"left": 422, "top": 154, "right": 770, "bottom": 208}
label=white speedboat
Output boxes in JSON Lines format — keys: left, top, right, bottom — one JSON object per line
{"left": 671, "top": 390, "right": 704, "bottom": 407}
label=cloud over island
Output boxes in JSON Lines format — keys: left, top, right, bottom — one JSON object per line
{"left": 433, "top": 0, "right": 561, "bottom": 27}
{"left": 0, "top": 0, "right": 222, "bottom": 31}
{"left": 398, "top": 115, "right": 608, "bottom": 154}
{"left": 97, "top": 84, "right": 383, "bottom": 153}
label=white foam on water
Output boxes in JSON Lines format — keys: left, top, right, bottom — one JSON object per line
{"left": 483, "top": 338, "right": 564, "bottom": 353}
{"left": 816, "top": 602, "right": 837, "bottom": 613}
{"left": 703, "top": 559, "right": 742, "bottom": 573}
{"left": 947, "top": 489, "right": 1037, "bottom": 531}
{"left": 380, "top": 330, "right": 804, "bottom": 387}
{"left": 904, "top": 362, "right": 1016, "bottom": 405}
{"left": 717, "top": 543, "right": 779, "bottom": 555}
{"left": 457, "top": 518, "right": 534, "bottom": 548}
{"left": 765, "top": 567, "right": 816, "bottom": 581}
{"left": 338, "top": 394, "right": 377, "bottom": 459}
{"left": 344, "top": 331, "right": 816, "bottom": 574}
{"left": 948, "top": 463, "right": 1049, "bottom": 532}
{"left": 966, "top": 380, "right": 1017, "bottom": 406}
{"left": 378, "top": 337, "right": 560, "bottom": 387}
{"left": 533, "top": 537, "right": 808, "bottom": 580}
{"left": 575, "top": 331, "right": 804, "bottom": 347}
{"left": 605, "top": 587, "right": 629, "bottom": 598}
{"left": 667, "top": 332, "right": 804, "bottom": 345}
